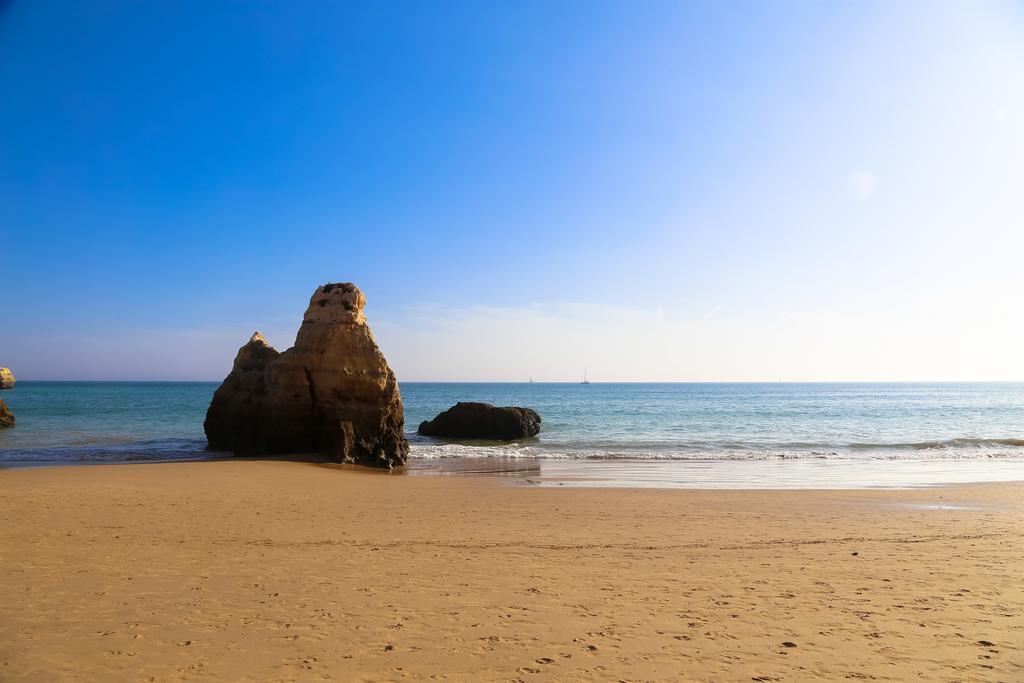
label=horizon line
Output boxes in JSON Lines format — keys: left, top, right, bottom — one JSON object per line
{"left": 8, "top": 379, "right": 1024, "bottom": 385}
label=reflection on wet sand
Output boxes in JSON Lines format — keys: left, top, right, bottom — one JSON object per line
{"left": 405, "top": 456, "right": 541, "bottom": 478}
{"left": 404, "top": 456, "right": 1024, "bottom": 489}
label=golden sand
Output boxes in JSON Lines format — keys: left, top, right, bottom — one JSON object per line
{"left": 1, "top": 460, "right": 1021, "bottom": 681}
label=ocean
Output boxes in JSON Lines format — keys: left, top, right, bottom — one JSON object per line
{"left": 2, "top": 381, "right": 1023, "bottom": 487}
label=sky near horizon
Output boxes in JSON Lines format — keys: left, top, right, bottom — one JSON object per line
{"left": 1, "top": 1, "right": 1023, "bottom": 382}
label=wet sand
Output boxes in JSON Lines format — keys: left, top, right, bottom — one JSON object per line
{"left": 1, "top": 460, "right": 1021, "bottom": 681}
{"left": 406, "top": 455, "right": 1024, "bottom": 489}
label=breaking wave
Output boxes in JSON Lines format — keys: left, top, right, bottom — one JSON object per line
{"left": 847, "top": 437, "right": 1024, "bottom": 450}
{"left": 408, "top": 435, "right": 1024, "bottom": 461}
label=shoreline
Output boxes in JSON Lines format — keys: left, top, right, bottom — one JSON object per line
{"left": 3, "top": 453, "right": 1024, "bottom": 491}
{"left": 1, "top": 459, "right": 1021, "bottom": 681}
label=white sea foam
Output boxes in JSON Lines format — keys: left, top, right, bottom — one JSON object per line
{"left": 408, "top": 439, "right": 1024, "bottom": 462}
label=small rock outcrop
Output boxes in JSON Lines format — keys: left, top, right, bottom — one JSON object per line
{"left": 0, "top": 398, "right": 13, "bottom": 428}
{"left": 0, "top": 368, "right": 14, "bottom": 389}
{"left": 418, "top": 402, "right": 541, "bottom": 440}
{"left": 204, "top": 283, "right": 409, "bottom": 468}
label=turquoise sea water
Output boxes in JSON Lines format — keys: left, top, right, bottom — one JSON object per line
{"left": 2, "top": 382, "right": 1023, "bottom": 487}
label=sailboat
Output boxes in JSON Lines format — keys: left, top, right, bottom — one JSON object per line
{"left": 581, "top": 369, "right": 591, "bottom": 385}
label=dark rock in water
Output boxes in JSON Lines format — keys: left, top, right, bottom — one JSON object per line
{"left": 204, "top": 283, "right": 409, "bottom": 468}
{"left": 0, "top": 398, "right": 13, "bottom": 428}
{"left": 418, "top": 402, "right": 541, "bottom": 440}
{"left": 0, "top": 367, "right": 14, "bottom": 389}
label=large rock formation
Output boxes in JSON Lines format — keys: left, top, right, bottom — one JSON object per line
{"left": 418, "top": 402, "right": 541, "bottom": 440}
{"left": 0, "top": 398, "right": 13, "bottom": 428}
{"left": 0, "top": 368, "right": 14, "bottom": 389}
{"left": 204, "top": 283, "right": 409, "bottom": 468}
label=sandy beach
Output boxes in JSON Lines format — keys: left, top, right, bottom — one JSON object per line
{"left": 1, "top": 460, "right": 1021, "bottom": 682}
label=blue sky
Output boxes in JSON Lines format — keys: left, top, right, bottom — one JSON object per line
{"left": 2, "top": 1, "right": 1023, "bottom": 381}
